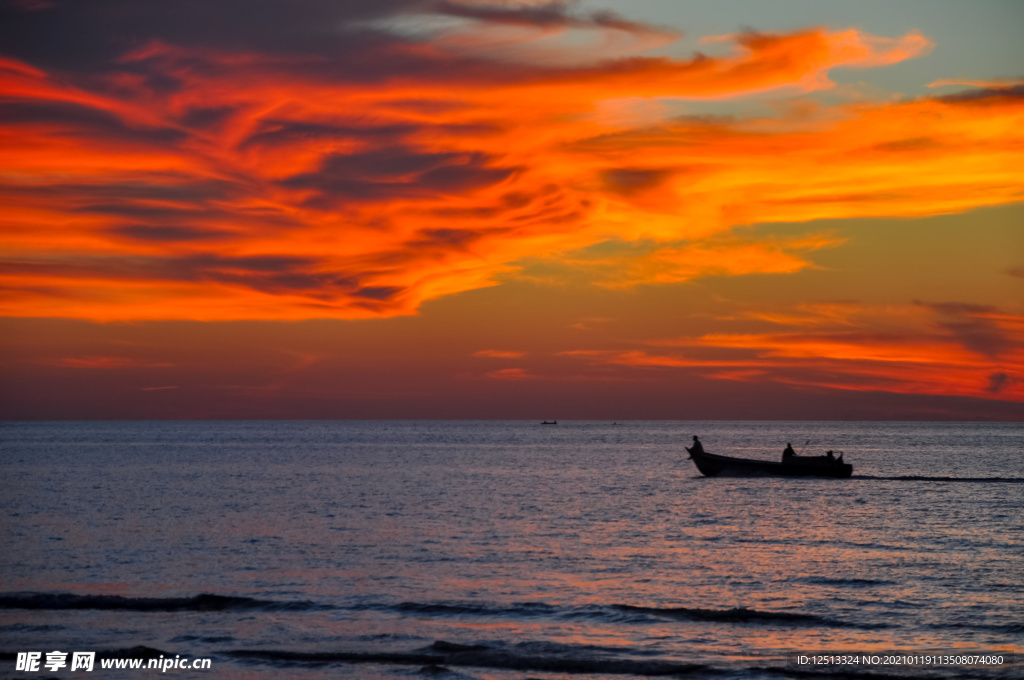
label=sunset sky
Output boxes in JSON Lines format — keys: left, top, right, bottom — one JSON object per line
{"left": 1, "top": 0, "right": 1022, "bottom": 420}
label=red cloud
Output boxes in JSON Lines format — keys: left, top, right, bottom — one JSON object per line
{"left": 564, "top": 303, "right": 1024, "bottom": 403}
{"left": 486, "top": 367, "right": 533, "bottom": 380}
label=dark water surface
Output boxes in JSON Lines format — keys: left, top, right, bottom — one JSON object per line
{"left": 1, "top": 421, "right": 1021, "bottom": 679}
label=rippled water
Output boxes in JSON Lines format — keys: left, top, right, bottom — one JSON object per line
{"left": 1, "top": 421, "right": 1021, "bottom": 679}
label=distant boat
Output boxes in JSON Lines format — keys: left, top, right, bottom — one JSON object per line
{"left": 540, "top": 420, "right": 557, "bottom": 425}
{"left": 686, "top": 445, "right": 852, "bottom": 478}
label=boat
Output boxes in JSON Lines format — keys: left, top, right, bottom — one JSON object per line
{"left": 686, "top": 445, "right": 852, "bottom": 478}
{"left": 540, "top": 420, "right": 557, "bottom": 425}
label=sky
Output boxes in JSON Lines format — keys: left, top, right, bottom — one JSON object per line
{"left": 0, "top": 0, "right": 1022, "bottom": 420}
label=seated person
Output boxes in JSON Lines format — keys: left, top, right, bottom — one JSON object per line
{"left": 782, "top": 442, "right": 796, "bottom": 459}
{"left": 689, "top": 435, "right": 705, "bottom": 454}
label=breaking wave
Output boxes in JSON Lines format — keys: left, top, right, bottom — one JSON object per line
{"left": 0, "top": 592, "right": 331, "bottom": 612}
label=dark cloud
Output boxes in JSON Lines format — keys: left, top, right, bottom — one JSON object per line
{"left": 281, "top": 146, "right": 516, "bottom": 207}
{"left": 1, "top": 178, "right": 282, "bottom": 231}
{"left": 0, "top": 98, "right": 186, "bottom": 145}
{"left": 0, "top": 177, "right": 303, "bottom": 233}
{"left": 75, "top": 203, "right": 218, "bottom": 220}
{"left": 0, "top": 0, "right": 424, "bottom": 71}
{"left": 1, "top": 253, "right": 305, "bottom": 280}
{"left": 0, "top": 251, "right": 413, "bottom": 302}
{"left": 937, "top": 320, "right": 1013, "bottom": 359}
{"left": 109, "top": 225, "right": 235, "bottom": 242}
{"left": 0, "top": 0, "right": 570, "bottom": 94}
{"left": 1, "top": 0, "right": 680, "bottom": 93}
{"left": 407, "top": 228, "right": 488, "bottom": 250}
{"left": 920, "top": 301, "right": 996, "bottom": 316}
{"left": 202, "top": 254, "right": 317, "bottom": 273}
{"left": 986, "top": 372, "right": 1012, "bottom": 394}
{"left": 113, "top": 62, "right": 185, "bottom": 96}
{"left": 603, "top": 167, "right": 673, "bottom": 194}
{"left": 938, "top": 83, "right": 1024, "bottom": 105}
{"left": 916, "top": 300, "right": 1012, "bottom": 359}
{"left": 239, "top": 119, "right": 417, "bottom": 150}
{"left": 353, "top": 286, "right": 402, "bottom": 301}
{"left": 0, "top": 179, "right": 240, "bottom": 204}
{"left": 434, "top": 0, "right": 675, "bottom": 38}
{"left": 178, "top": 106, "right": 239, "bottom": 130}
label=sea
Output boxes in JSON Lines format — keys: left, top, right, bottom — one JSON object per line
{"left": 1, "top": 420, "right": 1021, "bottom": 680}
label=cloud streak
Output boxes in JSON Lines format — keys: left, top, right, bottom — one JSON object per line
{"left": 0, "top": 2, "right": 1020, "bottom": 320}
{"left": 564, "top": 302, "right": 1024, "bottom": 403}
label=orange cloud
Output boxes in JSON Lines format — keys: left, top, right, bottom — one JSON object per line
{"left": 0, "top": 9, "right": 1019, "bottom": 321}
{"left": 561, "top": 232, "right": 845, "bottom": 288}
{"left": 718, "top": 302, "right": 872, "bottom": 327}
{"left": 561, "top": 349, "right": 724, "bottom": 368}
{"left": 929, "top": 78, "right": 1024, "bottom": 89}
{"left": 475, "top": 349, "right": 527, "bottom": 358}
{"left": 486, "top": 367, "right": 534, "bottom": 380}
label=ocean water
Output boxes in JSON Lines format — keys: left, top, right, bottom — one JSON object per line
{"left": 1, "top": 420, "right": 1021, "bottom": 680}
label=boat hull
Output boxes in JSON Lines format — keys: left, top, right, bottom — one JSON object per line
{"left": 687, "top": 447, "right": 852, "bottom": 478}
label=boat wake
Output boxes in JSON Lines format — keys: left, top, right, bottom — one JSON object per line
{"left": 854, "top": 475, "right": 1024, "bottom": 483}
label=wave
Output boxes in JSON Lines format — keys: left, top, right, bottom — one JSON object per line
{"left": 610, "top": 604, "right": 882, "bottom": 628}
{"left": 169, "top": 634, "right": 237, "bottom": 643}
{"left": 789, "top": 576, "right": 898, "bottom": 587}
{"left": 381, "top": 600, "right": 882, "bottom": 629}
{"left": 228, "top": 640, "right": 714, "bottom": 676}
{"left": 0, "top": 592, "right": 330, "bottom": 612}
{"left": 391, "top": 601, "right": 556, "bottom": 617}
{"left": 2, "top": 592, "right": 881, "bottom": 630}
{"left": 229, "top": 642, "right": 1005, "bottom": 678}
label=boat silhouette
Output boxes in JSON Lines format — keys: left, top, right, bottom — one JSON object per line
{"left": 686, "top": 444, "right": 852, "bottom": 478}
